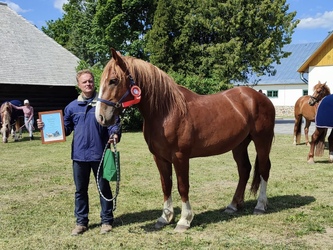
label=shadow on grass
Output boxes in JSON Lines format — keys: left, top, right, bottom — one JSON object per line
{"left": 112, "top": 194, "right": 315, "bottom": 231}
{"left": 192, "top": 194, "right": 315, "bottom": 227}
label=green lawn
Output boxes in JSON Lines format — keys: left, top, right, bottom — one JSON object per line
{"left": 0, "top": 132, "right": 333, "bottom": 249}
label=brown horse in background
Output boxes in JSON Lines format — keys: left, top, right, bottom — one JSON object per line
{"left": 95, "top": 49, "right": 275, "bottom": 232}
{"left": 293, "top": 82, "right": 331, "bottom": 145}
{"left": 306, "top": 82, "right": 332, "bottom": 163}
{"left": 0, "top": 102, "right": 24, "bottom": 143}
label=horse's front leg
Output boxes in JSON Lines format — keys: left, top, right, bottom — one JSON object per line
{"left": 1, "top": 128, "right": 8, "bottom": 143}
{"left": 172, "top": 153, "right": 193, "bottom": 232}
{"left": 154, "top": 156, "right": 174, "bottom": 230}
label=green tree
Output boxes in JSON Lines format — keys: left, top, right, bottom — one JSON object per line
{"left": 42, "top": 0, "right": 99, "bottom": 65}
{"left": 43, "top": 0, "right": 156, "bottom": 66}
{"left": 146, "top": 0, "right": 299, "bottom": 84}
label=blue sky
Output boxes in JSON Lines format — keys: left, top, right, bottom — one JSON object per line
{"left": 4, "top": 0, "right": 333, "bottom": 44}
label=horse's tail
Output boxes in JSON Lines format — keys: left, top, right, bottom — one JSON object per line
{"left": 295, "top": 115, "right": 302, "bottom": 144}
{"left": 315, "top": 128, "right": 327, "bottom": 157}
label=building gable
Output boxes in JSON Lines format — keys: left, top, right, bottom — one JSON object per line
{"left": 298, "top": 33, "right": 333, "bottom": 72}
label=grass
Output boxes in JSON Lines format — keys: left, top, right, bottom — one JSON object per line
{"left": 1, "top": 131, "right": 333, "bottom": 249}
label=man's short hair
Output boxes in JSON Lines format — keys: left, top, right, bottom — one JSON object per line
{"left": 76, "top": 69, "right": 94, "bottom": 83}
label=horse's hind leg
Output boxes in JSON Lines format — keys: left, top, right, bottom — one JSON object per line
{"left": 226, "top": 137, "right": 252, "bottom": 213}
{"left": 293, "top": 115, "right": 302, "bottom": 145}
{"left": 328, "top": 129, "right": 333, "bottom": 162}
{"left": 154, "top": 156, "right": 175, "bottom": 230}
{"left": 249, "top": 132, "right": 273, "bottom": 214}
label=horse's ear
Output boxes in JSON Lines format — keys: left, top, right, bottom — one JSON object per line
{"left": 110, "top": 48, "right": 127, "bottom": 72}
{"left": 111, "top": 48, "right": 122, "bottom": 58}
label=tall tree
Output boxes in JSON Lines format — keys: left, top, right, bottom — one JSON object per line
{"left": 146, "top": 0, "right": 299, "bottom": 84}
{"left": 43, "top": 0, "right": 156, "bottom": 66}
{"left": 42, "top": 0, "right": 98, "bottom": 65}
{"left": 93, "top": 0, "right": 156, "bottom": 62}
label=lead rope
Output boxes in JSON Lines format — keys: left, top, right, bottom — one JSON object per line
{"left": 97, "top": 140, "right": 120, "bottom": 211}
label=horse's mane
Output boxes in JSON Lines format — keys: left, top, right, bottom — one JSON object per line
{"left": 119, "top": 56, "right": 187, "bottom": 116}
{"left": 1, "top": 102, "right": 12, "bottom": 125}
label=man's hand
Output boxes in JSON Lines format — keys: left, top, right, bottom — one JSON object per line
{"left": 108, "top": 134, "right": 118, "bottom": 144}
{"left": 36, "top": 119, "right": 44, "bottom": 129}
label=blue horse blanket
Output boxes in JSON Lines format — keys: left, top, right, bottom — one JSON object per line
{"left": 315, "top": 94, "right": 333, "bottom": 128}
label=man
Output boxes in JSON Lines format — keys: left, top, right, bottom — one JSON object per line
{"left": 37, "top": 69, "right": 121, "bottom": 235}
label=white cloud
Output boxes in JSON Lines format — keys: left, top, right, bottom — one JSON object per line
{"left": 54, "top": 0, "right": 68, "bottom": 12}
{"left": 5, "top": 1, "right": 30, "bottom": 13}
{"left": 298, "top": 11, "right": 333, "bottom": 30}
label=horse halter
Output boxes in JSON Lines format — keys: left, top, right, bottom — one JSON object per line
{"left": 309, "top": 89, "right": 324, "bottom": 105}
{"left": 97, "top": 74, "right": 141, "bottom": 108}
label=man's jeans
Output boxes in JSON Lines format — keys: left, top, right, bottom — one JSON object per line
{"left": 72, "top": 161, "right": 113, "bottom": 226}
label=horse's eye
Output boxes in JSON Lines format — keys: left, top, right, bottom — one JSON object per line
{"left": 109, "top": 78, "right": 118, "bottom": 85}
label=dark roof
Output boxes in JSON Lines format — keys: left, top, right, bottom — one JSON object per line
{"left": 0, "top": 2, "right": 79, "bottom": 86}
{"left": 236, "top": 42, "right": 321, "bottom": 85}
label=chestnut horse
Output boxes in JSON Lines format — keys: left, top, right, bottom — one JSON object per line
{"left": 293, "top": 82, "right": 331, "bottom": 146}
{"left": 95, "top": 49, "right": 275, "bottom": 232}
{"left": 0, "top": 101, "right": 24, "bottom": 143}
{"left": 307, "top": 82, "right": 332, "bottom": 163}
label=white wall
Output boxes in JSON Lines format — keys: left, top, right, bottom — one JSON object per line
{"left": 308, "top": 65, "right": 333, "bottom": 95}
{"left": 254, "top": 84, "right": 306, "bottom": 106}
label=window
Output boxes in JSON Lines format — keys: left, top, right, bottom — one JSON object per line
{"left": 267, "top": 90, "right": 278, "bottom": 97}
{"left": 303, "top": 90, "right": 308, "bottom": 95}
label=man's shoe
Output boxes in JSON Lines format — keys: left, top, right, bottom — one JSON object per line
{"left": 100, "top": 224, "right": 112, "bottom": 234}
{"left": 71, "top": 225, "right": 87, "bottom": 236}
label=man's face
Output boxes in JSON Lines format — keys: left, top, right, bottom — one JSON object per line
{"left": 78, "top": 73, "right": 95, "bottom": 97}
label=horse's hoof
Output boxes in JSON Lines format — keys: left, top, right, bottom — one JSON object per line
{"left": 224, "top": 205, "right": 237, "bottom": 214}
{"left": 253, "top": 208, "right": 265, "bottom": 215}
{"left": 154, "top": 220, "right": 168, "bottom": 230}
{"left": 174, "top": 224, "right": 189, "bottom": 233}
{"left": 307, "top": 158, "right": 315, "bottom": 164}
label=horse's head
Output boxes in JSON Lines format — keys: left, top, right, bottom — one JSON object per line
{"left": 308, "top": 81, "right": 331, "bottom": 106}
{"left": 96, "top": 48, "right": 141, "bottom": 126}
{"left": 1, "top": 102, "right": 12, "bottom": 143}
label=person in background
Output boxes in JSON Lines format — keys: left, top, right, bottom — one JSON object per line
{"left": 37, "top": 69, "right": 121, "bottom": 236}
{"left": 11, "top": 99, "right": 34, "bottom": 140}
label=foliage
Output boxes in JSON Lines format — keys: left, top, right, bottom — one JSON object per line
{"left": 43, "top": 0, "right": 298, "bottom": 83}
{"left": 146, "top": 0, "right": 298, "bottom": 83}
{"left": 43, "top": 0, "right": 157, "bottom": 66}
{"left": 170, "top": 72, "right": 232, "bottom": 95}
{"left": 42, "top": 0, "right": 298, "bottom": 129}
{"left": 1, "top": 133, "right": 333, "bottom": 249}
{"left": 121, "top": 107, "right": 143, "bottom": 131}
